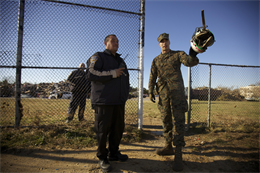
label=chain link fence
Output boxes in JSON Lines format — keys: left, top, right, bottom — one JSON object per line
{"left": 2, "top": 0, "right": 259, "bottom": 129}
{"left": 188, "top": 63, "right": 260, "bottom": 128}
{"left": 0, "top": 0, "right": 143, "bottom": 127}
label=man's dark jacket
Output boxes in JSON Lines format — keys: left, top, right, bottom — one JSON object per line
{"left": 86, "top": 49, "right": 129, "bottom": 105}
{"left": 67, "top": 69, "right": 91, "bottom": 94}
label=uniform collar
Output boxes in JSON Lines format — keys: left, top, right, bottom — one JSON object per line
{"left": 161, "top": 49, "right": 172, "bottom": 55}
{"left": 104, "top": 49, "right": 121, "bottom": 57}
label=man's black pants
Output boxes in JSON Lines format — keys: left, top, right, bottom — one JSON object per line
{"left": 94, "top": 104, "right": 125, "bottom": 160}
{"left": 67, "top": 92, "right": 86, "bottom": 121}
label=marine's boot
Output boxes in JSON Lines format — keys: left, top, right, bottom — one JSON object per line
{"left": 155, "top": 141, "right": 174, "bottom": 156}
{"left": 173, "top": 146, "right": 183, "bottom": 172}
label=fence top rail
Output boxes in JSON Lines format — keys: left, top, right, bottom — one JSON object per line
{"left": 199, "top": 62, "right": 260, "bottom": 68}
{"left": 0, "top": 66, "right": 140, "bottom": 71}
{"left": 40, "top": 0, "right": 143, "bottom": 16}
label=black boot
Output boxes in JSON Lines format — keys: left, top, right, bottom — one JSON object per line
{"left": 98, "top": 159, "right": 112, "bottom": 172}
{"left": 108, "top": 151, "right": 128, "bottom": 162}
{"left": 173, "top": 146, "right": 183, "bottom": 172}
{"left": 155, "top": 141, "right": 175, "bottom": 156}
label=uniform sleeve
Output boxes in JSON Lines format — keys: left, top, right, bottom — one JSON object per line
{"left": 86, "top": 53, "right": 116, "bottom": 82}
{"left": 179, "top": 51, "right": 199, "bottom": 67}
{"left": 148, "top": 59, "right": 158, "bottom": 93}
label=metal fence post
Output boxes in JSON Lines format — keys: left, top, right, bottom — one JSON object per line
{"left": 15, "top": 0, "right": 25, "bottom": 128}
{"left": 187, "top": 67, "right": 191, "bottom": 131}
{"left": 207, "top": 64, "right": 211, "bottom": 127}
{"left": 138, "top": 0, "right": 145, "bottom": 130}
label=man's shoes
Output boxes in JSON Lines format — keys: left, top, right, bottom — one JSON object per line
{"left": 98, "top": 159, "right": 112, "bottom": 172}
{"left": 66, "top": 114, "right": 74, "bottom": 123}
{"left": 108, "top": 152, "right": 128, "bottom": 162}
{"left": 79, "top": 118, "right": 85, "bottom": 122}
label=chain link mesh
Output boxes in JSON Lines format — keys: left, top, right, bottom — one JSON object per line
{"left": 190, "top": 64, "right": 260, "bottom": 127}
{"left": 0, "top": 0, "right": 141, "bottom": 126}
{"left": 3, "top": 0, "right": 258, "bottom": 129}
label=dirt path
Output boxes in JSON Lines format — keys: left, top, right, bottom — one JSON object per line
{"left": 1, "top": 117, "right": 259, "bottom": 172}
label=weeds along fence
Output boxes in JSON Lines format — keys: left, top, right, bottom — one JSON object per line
{"left": 0, "top": 0, "right": 145, "bottom": 127}
{"left": 187, "top": 63, "right": 260, "bottom": 130}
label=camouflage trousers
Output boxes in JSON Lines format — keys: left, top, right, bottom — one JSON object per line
{"left": 157, "top": 88, "right": 188, "bottom": 147}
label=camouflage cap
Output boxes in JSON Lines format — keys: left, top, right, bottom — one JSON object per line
{"left": 157, "top": 33, "right": 169, "bottom": 42}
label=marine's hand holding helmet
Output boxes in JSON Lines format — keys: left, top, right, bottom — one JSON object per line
{"left": 189, "top": 46, "right": 198, "bottom": 57}
{"left": 190, "top": 28, "right": 215, "bottom": 53}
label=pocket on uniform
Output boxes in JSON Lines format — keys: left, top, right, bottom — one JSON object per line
{"left": 172, "top": 91, "right": 188, "bottom": 112}
{"left": 156, "top": 82, "right": 167, "bottom": 94}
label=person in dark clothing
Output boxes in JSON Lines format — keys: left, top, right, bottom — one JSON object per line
{"left": 86, "top": 34, "right": 129, "bottom": 172}
{"left": 66, "top": 63, "right": 91, "bottom": 123}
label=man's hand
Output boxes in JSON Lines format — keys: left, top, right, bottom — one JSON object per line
{"left": 149, "top": 93, "right": 155, "bottom": 103}
{"left": 115, "top": 67, "right": 125, "bottom": 77}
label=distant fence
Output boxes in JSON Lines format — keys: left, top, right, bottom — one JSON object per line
{"left": 187, "top": 63, "right": 260, "bottom": 129}
{"left": 0, "top": 0, "right": 144, "bottom": 127}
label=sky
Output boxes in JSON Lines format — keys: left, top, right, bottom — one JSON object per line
{"left": 143, "top": 0, "right": 259, "bottom": 89}
{"left": 1, "top": 0, "right": 259, "bottom": 90}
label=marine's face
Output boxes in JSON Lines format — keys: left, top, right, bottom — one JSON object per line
{"left": 105, "top": 35, "right": 119, "bottom": 54}
{"left": 159, "top": 39, "right": 170, "bottom": 52}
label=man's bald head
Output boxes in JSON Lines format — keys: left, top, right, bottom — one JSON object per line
{"left": 79, "top": 63, "right": 85, "bottom": 68}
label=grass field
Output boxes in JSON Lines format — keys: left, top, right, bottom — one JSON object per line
{"left": 143, "top": 99, "right": 259, "bottom": 128}
{"left": 0, "top": 98, "right": 138, "bottom": 126}
{"left": 0, "top": 98, "right": 259, "bottom": 148}
{"left": 0, "top": 98, "right": 259, "bottom": 127}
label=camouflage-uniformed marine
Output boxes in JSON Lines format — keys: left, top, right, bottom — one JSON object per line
{"left": 149, "top": 33, "right": 199, "bottom": 166}
{"left": 149, "top": 49, "right": 199, "bottom": 142}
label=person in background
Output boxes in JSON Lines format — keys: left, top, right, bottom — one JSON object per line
{"left": 66, "top": 63, "right": 91, "bottom": 123}
{"left": 148, "top": 33, "right": 199, "bottom": 172}
{"left": 86, "top": 34, "right": 129, "bottom": 172}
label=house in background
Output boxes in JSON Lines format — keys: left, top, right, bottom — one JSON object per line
{"left": 240, "top": 85, "right": 260, "bottom": 100}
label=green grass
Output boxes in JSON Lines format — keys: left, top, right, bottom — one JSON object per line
{"left": 0, "top": 98, "right": 138, "bottom": 126}
{"left": 190, "top": 100, "right": 259, "bottom": 125}
{"left": 0, "top": 122, "right": 144, "bottom": 150}
{"left": 0, "top": 98, "right": 142, "bottom": 150}
{"left": 1, "top": 98, "right": 258, "bottom": 127}
{"left": 0, "top": 98, "right": 259, "bottom": 151}
{"left": 142, "top": 99, "right": 259, "bottom": 128}
{"left": 143, "top": 100, "right": 160, "bottom": 118}
{"left": 1, "top": 98, "right": 259, "bottom": 130}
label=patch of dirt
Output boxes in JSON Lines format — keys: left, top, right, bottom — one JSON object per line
{"left": 1, "top": 117, "right": 259, "bottom": 172}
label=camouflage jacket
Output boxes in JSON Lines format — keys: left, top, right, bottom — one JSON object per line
{"left": 149, "top": 50, "right": 199, "bottom": 94}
